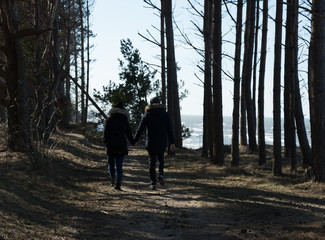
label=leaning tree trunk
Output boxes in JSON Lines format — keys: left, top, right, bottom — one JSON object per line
{"left": 290, "top": 0, "right": 311, "bottom": 169}
{"left": 295, "top": 76, "right": 312, "bottom": 167}
{"left": 258, "top": 0, "right": 268, "bottom": 165}
{"left": 309, "top": 0, "right": 325, "bottom": 182}
{"left": 0, "top": 0, "right": 31, "bottom": 152}
{"left": 231, "top": 0, "right": 243, "bottom": 167}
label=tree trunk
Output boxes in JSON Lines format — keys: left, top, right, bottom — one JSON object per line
{"left": 160, "top": 0, "right": 166, "bottom": 106}
{"left": 284, "top": 0, "right": 297, "bottom": 171}
{"left": 73, "top": 0, "right": 79, "bottom": 122}
{"left": 258, "top": 0, "right": 268, "bottom": 165}
{"left": 44, "top": 4, "right": 60, "bottom": 142}
{"left": 1, "top": 0, "right": 31, "bottom": 152}
{"left": 273, "top": 0, "right": 283, "bottom": 176}
{"left": 165, "top": 0, "right": 182, "bottom": 148}
{"left": 242, "top": 0, "right": 257, "bottom": 152}
{"left": 231, "top": 0, "right": 243, "bottom": 167}
{"left": 85, "top": 0, "right": 90, "bottom": 123}
{"left": 34, "top": 0, "right": 46, "bottom": 141}
{"left": 252, "top": 0, "right": 260, "bottom": 127}
{"left": 309, "top": 0, "right": 325, "bottom": 182}
{"left": 211, "top": 0, "right": 224, "bottom": 165}
{"left": 202, "top": 0, "right": 212, "bottom": 158}
{"left": 78, "top": 0, "right": 86, "bottom": 124}
{"left": 295, "top": 76, "right": 311, "bottom": 167}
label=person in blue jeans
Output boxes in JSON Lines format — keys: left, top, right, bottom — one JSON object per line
{"left": 134, "top": 97, "right": 175, "bottom": 190}
{"left": 104, "top": 102, "right": 134, "bottom": 190}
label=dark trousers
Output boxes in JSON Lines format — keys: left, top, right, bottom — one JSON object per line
{"left": 107, "top": 156, "right": 124, "bottom": 187}
{"left": 148, "top": 151, "right": 164, "bottom": 185}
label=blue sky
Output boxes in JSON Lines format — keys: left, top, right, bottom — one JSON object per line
{"left": 90, "top": 0, "right": 205, "bottom": 116}
{"left": 90, "top": 0, "right": 310, "bottom": 118}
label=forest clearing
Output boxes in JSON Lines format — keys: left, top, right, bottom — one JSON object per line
{"left": 0, "top": 124, "right": 324, "bottom": 240}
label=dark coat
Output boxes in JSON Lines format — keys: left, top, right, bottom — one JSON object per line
{"left": 134, "top": 104, "right": 174, "bottom": 153}
{"left": 104, "top": 108, "right": 134, "bottom": 157}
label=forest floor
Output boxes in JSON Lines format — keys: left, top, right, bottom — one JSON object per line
{"left": 0, "top": 123, "right": 325, "bottom": 240}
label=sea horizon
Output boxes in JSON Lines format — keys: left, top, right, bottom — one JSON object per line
{"left": 181, "top": 114, "right": 311, "bottom": 150}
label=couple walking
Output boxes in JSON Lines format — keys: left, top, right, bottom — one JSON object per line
{"left": 104, "top": 97, "right": 175, "bottom": 191}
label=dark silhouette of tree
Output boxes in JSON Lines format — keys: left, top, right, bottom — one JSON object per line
{"left": 258, "top": 0, "right": 268, "bottom": 165}
{"left": 165, "top": 0, "right": 182, "bottom": 148}
{"left": 242, "top": 0, "right": 257, "bottom": 151}
{"left": 284, "top": 0, "right": 297, "bottom": 171}
{"left": 309, "top": 0, "right": 325, "bottom": 182}
{"left": 231, "top": 0, "right": 243, "bottom": 167}
{"left": 0, "top": 0, "right": 31, "bottom": 152}
{"left": 273, "top": 0, "right": 283, "bottom": 176}
{"left": 211, "top": 0, "right": 224, "bottom": 165}
{"left": 202, "top": 0, "right": 213, "bottom": 158}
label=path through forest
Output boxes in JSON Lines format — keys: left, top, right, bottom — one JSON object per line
{"left": 0, "top": 126, "right": 325, "bottom": 239}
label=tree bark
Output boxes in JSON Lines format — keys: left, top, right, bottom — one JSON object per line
{"left": 211, "top": 0, "right": 224, "bottom": 165}
{"left": 165, "top": 0, "right": 182, "bottom": 148}
{"left": 73, "top": 0, "right": 79, "bottom": 122}
{"left": 160, "top": 0, "right": 166, "bottom": 106}
{"left": 258, "top": 0, "right": 268, "bottom": 165}
{"left": 252, "top": 0, "right": 260, "bottom": 127}
{"left": 273, "top": 0, "right": 283, "bottom": 176}
{"left": 202, "top": 0, "right": 212, "bottom": 158}
{"left": 284, "top": 0, "right": 297, "bottom": 170}
{"left": 231, "top": 0, "right": 243, "bottom": 167}
{"left": 34, "top": 0, "right": 46, "bottom": 141}
{"left": 309, "top": 0, "right": 325, "bottom": 182}
{"left": 295, "top": 77, "right": 311, "bottom": 167}
{"left": 44, "top": 3, "right": 60, "bottom": 142}
{"left": 1, "top": 0, "right": 31, "bottom": 152}
{"left": 243, "top": 0, "right": 257, "bottom": 152}
{"left": 78, "top": 0, "right": 86, "bottom": 123}
{"left": 85, "top": 0, "right": 90, "bottom": 123}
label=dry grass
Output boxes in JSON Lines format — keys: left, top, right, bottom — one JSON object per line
{"left": 0, "top": 124, "right": 324, "bottom": 239}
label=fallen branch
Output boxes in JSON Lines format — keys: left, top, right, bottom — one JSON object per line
{"left": 69, "top": 75, "right": 108, "bottom": 119}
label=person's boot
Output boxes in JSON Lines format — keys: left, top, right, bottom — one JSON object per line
{"left": 158, "top": 175, "right": 165, "bottom": 186}
{"left": 111, "top": 178, "right": 115, "bottom": 187}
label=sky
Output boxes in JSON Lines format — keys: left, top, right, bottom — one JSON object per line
{"left": 89, "top": 0, "right": 310, "bottom": 118}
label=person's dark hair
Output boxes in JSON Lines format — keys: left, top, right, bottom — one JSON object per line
{"left": 114, "top": 102, "right": 124, "bottom": 109}
{"left": 150, "top": 97, "right": 160, "bottom": 104}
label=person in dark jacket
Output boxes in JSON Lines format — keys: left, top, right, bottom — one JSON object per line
{"left": 104, "top": 102, "right": 134, "bottom": 190}
{"left": 134, "top": 97, "right": 175, "bottom": 190}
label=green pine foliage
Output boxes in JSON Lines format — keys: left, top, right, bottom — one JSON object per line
{"left": 93, "top": 38, "right": 159, "bottom": 129}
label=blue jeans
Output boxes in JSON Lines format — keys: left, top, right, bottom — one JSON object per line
{"left": 107, "top": 156, "right": 124, "bottom": 187}
{"left": 148, "top": 151, "right": 164, "bottom": 185}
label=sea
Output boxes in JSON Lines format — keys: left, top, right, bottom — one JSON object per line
{"left": 182, "top": 115, "right": 311, "bottom": 150}
{"left": 96, "top": 115, "right": 311, "bottom": 150}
